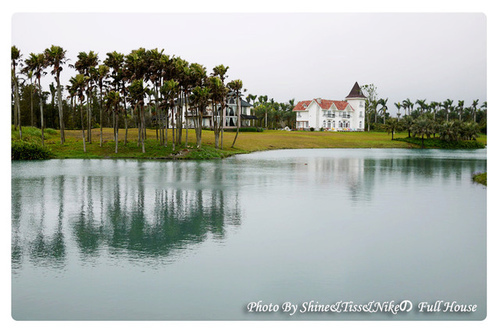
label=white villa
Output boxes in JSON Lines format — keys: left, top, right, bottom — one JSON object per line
{"left": 294, "top": 82, "right": 366, "bottom": 131}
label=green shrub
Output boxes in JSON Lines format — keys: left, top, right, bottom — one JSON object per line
{"left": 11, "top": 141, "right": 54, "bottom": 160}
{"left": 394, "top": 137, "right": 485, "bottom": 149}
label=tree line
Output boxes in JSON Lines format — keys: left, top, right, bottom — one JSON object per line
{"left": 11, "top": 45, "right": 250, "bottom": 153}
{"left": 361, "top": 84, "right": 487, "bottom": 145}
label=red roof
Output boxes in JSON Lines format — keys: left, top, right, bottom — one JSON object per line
{"left": 293, "top": 100, "right": 313, "bottom": 111}
{"left": 294, "top": 99, "right": 350, "bottom": 111}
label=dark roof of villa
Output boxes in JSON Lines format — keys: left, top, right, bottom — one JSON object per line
{"left": 345, "top": 82, "right": 366, "bottom": 99}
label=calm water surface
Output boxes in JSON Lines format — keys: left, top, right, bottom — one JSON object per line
{"left": 11, "top": 149, "right": 487, "bottom": 320}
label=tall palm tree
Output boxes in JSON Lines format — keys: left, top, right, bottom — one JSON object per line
{"left": 24, "top": 53, "right": 47, "bottom": 146}
{"left": 415, "top": 99, "right": 427, "bottom": 116}
{"left": 442, "top": 99, "right": 453, "bottom": 122}
{"left": 212, "top": 64, "right": 230, "bottom": 148}
{"left": 207, "top": 75, "right": 227, "bottom": 149}
{"left": 11, "top": 46, "right": 22, "bottom": 138}
{"left": 228, "top": 79, "right": 243, "bottom": 148}
{"left": 44, "top": 45, "right": 68, "bottom": 144}
{"left": 96, "top": 64, "right": 109, "bottom": 147}
{"left": 377, "top": 98, "right": 388, "bottom": 124}
{"left": 161, "top": 79, "right": 180, "bottom": 150}
{"left": 104, "top": 90, "right": 121, "bottom": 153}
{"left": 129, "top": 79, "right": 147, "bottom": 153}
{"left": 394, "top": 102, "right": 402, "bottom": 119}
{"left": 191, "top": 85, "right": 210, "bottom": 148}
{"left": 471, "top": 99, "right": 479, "bottom": 123}
{"left": 104, "top": 51, "right": 127, "bottom": 144}
{"left": 457, "top": 100, "right": 464, "bottom": 121}
{"left": 68, "top": 74, "right": 88, "bottom": 152}
{"left": 429, "top": 101, "right": 439, "bottom": 120}
{"left": 74, "top": 51, "right": 99, "bottom": 143}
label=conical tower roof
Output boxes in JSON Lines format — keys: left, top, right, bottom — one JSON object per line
{"left": 345, "top": 82, "right": 366, "bottom": 99}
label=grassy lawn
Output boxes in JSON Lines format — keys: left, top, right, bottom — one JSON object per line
{"left": 12, "top": 126, "right": 487, "bottom": 160}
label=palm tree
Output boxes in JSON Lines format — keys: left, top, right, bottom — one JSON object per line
{"left": 207, "top": 75, "right": 227, "bottom": 149}
{"left": 384, "top": 117, "right": 400, "bottom": 140}
{"left": 129, "top": 79, "right": 147, "bottom": 153}
{"left": 429, "top": 101, "right": 439, "bottom": 120}
{"left": 212, "top": 64, "right": 230, "bottom": 148}
{"left": 457, "top": 100, "right": 464, "bottom": 121}
{"left": 442, "top": 99, "right": 453, "bottom": 122}
{"left": 44, "top": 45, "right": 68, "bottom": 144}
{"left": 11, "top": 46, "right": 22, "bottom": 139}
{"left": 190, "top": 85, "right": 210, "bottom": 148}
{"left": 187, "top": 62, "right": 207, "bottom": 147}
{"left": 24, "top": 53, "right": 47, "bottom": 146}
{"left": 377, "top": 98, "right": 388, "bottom": 124}
{"left": 74, "top": 51, "right": 99, "bottom": 143}
{"left": 401, "top": 115, "right": 414, "bottom": 138}
{"left": 96, "top": 64, "right": 109, "bottom": 147}
{"left": 415, "top": 99, "right": 427, "bottom": 116}
{"left": 68, "top": 74, "right": 88, "bottom": 152}
{"left": 402, "top": 98, "right": 412, "bottom": 116}
{"left": 471, "top": 99, "right": 479, "bottom": 123}
{"left": 104, "top": 51, "right": 127, "bottom": 144}
{"left": 394, "top": 102, "right": 402, "bottom": 119}
{"left": 228, "top": 79, "right": 243, "bottom": 148}
{"left": 104, "top": 90, "right": 121, "bottom": 153}
{"left": 161, "top": 79, "right": 179, "bottom": 150}
{"left": 411, "top": 116, "right": 434, "bottom": 148}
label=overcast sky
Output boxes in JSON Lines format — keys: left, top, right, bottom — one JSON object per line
{"left": 9, "top": 11, "right": 488, "bottom": 115}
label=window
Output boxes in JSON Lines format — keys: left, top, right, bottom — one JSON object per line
{"left": 342, "top": 112, "right": 347, "bottom": 118}
{"left": 359, "top": 121, "right": 362, "bottom": 128}
{"left": 359, "top": 101, "right": 364, "bottom": 107}
{"left": 359, "top": 111, "right": 363, "bottom": 117}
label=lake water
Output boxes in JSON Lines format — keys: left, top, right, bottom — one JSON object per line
{"left": 11, "top": 149, "right": 487, "bottom": 320}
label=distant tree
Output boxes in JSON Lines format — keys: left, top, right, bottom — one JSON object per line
{"left": 361, "top": 84, "right": 378, "bottom": 130}
{"left": 384, "top": 117, "right": 400, "bottom": 140}
{"left": 394, "top": 102, "right": 402, "bottom": 119}
{"left": 401, "top": 115, "right": 414, "bottom": 138}
{"left": 411, "top": 116, "right": 434, "bottom": 148}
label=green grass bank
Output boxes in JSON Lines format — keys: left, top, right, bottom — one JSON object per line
{"left": 12, "top": 126, "right": 487, "bottom": 160}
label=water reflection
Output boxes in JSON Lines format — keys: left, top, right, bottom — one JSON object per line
{"left": 12, "top": 160, "right": 242, "bottom": 271}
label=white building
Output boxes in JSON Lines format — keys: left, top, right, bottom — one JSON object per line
{"left": 294, "top": 82, "right": 366, "bottom": 131}
{"left": 183, "top": 93, "right": 255, "bottom": 129}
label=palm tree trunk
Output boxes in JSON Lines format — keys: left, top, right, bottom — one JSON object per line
{"left": 99, "top": 86, "right": 103, "bottom": 147}
{"left": 57, "top": 78, "right": 65, "bottom": 144}
{"left": 87, "top": 88, "right": 92, "bottom": 143}
{"left": 141, "top": 105, "right": 146, "bottom": 153}
{"left": 80, "top": 102, "right": 86, "bottom": 152}
{"left": 231, "top": 93, "right": 241, "bottom": 148}
{"left": 38, "top": 80, "right": 45, "bottom": 146}
{"left": 14, "top": 78, "right": 22, "bottom": 139}
{"left": 30, "top": 86, "right": 34, "bottom": 126}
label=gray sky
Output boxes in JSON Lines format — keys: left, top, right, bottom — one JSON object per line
{"left": 8, "top": 11, "right": 489, "bottom": 114}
